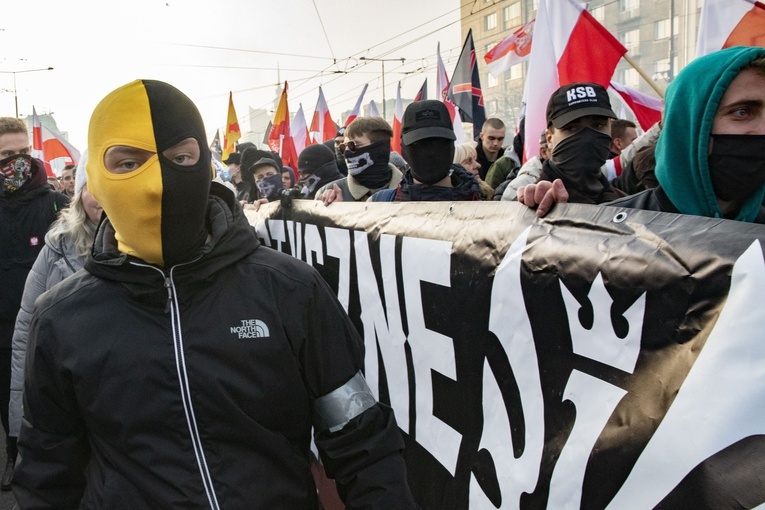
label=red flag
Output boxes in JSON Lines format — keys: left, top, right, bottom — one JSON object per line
{"left": 309, "top": 86, "right": 335, "bottom": 144}
{"left": 344, "top": 83, "right": 368, "bottom": 126}
{"left": 391, "top": 82, "right": 404, "bottom": 154}
{"left": 414, "top": 79, "right": 428, "bottom": 102}
{"left": 31, "top": 107, "right": 79, "bottom": 177}
{"left": 268, "top": 82, "right": 299, "bottom": 169}
{"left": 523, "top": 0, "right": 627, "bottom": 161}
{"left": 696, "top": 0, "right": 765, "bottom": 56}
{"left": 484, "top": 19, "right": 535, "bottom": 77}
{"left": 223, "top": 92, "right": 241, "bottom": 161}
{"left": 609, "top": 81, "right": 663, "bottom": 131}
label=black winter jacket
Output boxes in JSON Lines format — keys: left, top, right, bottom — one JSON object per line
{"left": 15, "top": 184, "right": 414, "bottom": 509}
{"left": 0, "top": 158, "right": 68, "bottom": 330}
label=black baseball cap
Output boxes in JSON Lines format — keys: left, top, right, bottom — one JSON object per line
{"left": 250, "top": 157, "right": 279, "bottom": 173}
{"left": 401, "top": 100, "right": 456, "bottom": 145}
{"left": 222, "top": 152, "right": 241, "bottom": 165}
{"left": 547, "top": 83, "right": 616, "bottom": 129}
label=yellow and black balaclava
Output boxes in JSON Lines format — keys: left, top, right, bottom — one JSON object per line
{"left": 87, "top": 80, "right": 212, "bottom": 267}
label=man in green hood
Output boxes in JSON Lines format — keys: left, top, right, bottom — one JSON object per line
{"left": 519, "top": 46, "right": 765, "bottom": 221}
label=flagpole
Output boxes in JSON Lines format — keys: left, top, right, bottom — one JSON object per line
{"left": 622, "top": 54, "right": 664, "bottom": 99}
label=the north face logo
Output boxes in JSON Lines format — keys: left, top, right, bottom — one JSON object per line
{"left": 230, "top": 319, "right": 270, "bottom": 339}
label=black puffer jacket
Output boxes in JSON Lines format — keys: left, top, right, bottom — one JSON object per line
{"left": 15, "top": 184, "right": 414, "bottom": 509}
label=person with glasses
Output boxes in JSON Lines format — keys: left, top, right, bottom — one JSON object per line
{"left": 318, "top": 116, "right": 402, "bottom": 205}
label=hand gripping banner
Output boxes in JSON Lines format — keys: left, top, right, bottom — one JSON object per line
{"left": 247, "top": 200, "right": 765, "bottom": 510}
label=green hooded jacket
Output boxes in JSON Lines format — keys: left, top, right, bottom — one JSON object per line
{"left": 654, "top": 45, "right": 765, "bottom": 222}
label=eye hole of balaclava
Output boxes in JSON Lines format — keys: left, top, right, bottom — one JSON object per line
{"left": 87, "top": 80, "right": 212, "bottom": 267}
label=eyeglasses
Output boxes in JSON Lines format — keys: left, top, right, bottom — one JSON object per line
{"left": 338, "top": 140, "right": 364, "bottom": 152}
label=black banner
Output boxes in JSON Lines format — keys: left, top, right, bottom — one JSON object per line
{"left": 248, "top": 200, "right": 765, "bottom": 510}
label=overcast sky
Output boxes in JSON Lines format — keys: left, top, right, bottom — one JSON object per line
{"left": 1, "top": 0, "right": 463, "bottom": 150}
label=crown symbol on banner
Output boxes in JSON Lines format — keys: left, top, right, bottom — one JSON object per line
{"left": 559, "top": 273, "right": 646, "bottom": 374}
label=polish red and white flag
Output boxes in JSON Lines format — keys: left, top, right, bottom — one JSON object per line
{"left": 31, "top": 107, "right": 80, "bottom": 177}
{"left": 609, "top": 81, "right": 663, "bottom": 131}
{"left": 523, "top": 0, "right": 626, "bottom": 161}
{"left": 367, "top": 100, "right": 381, "bottom": 118}
{"left": 484, "top": 19, "right": 536, "bottom": 77}
{"left": 391, "top": 82, "right": 404, "bottom": 154}
{"left": 290, "top": 103, "right": 312, "bottom": 156}
{"left": 696, "top": 0, "right": 765, "bottom": 57}
{"left": 436, "top": 42, "right": 466, "bottom": 144}
{"left": 309, "top": 86, "right": 335, "bottom": 144}
{"left": 344, "top": 83, "right": 368, "bottom": 126}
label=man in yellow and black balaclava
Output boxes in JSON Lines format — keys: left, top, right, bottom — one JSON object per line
{"left": 87, "top": 79, "right": 212, "bottom": 267}
{"left": 14, "top": 80, "right": 415, "bottom": 508}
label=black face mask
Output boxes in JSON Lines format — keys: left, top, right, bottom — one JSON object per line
{"left": 402, "top": 138, "right": 455, "bottom": 185}
{"left": 344, "top": 140, "right": 392, "bottom": 189}
{"left": 256, "top": 173, "right": 284, "bottom": 201}
{"left": 550, "top": 127, "right": 612, "bottom": 174}
{"left": 708, "top": 134, "right": 765, "bottom": 202}
{"left": 0, "top": 154, "right": 33, "bottom": 194}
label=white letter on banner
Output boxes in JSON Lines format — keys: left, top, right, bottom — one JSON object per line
{"left": 471, "top": 226, "right": 544, "bottom": 507}
{"left": 324, "top": 227, "right": 351, "bottom": 313}
{"left": 607, "top": 240, "right": 765, "bottom": 509}
{"left": 547, "top": 371, "right": 627, "bottom": 509}
{"left": 403, "top": 236, "right": 461, "bottom": 475}
{"left": 303, "top": 224, "right": 324, "bottom": 267}
{"left": 267, "top": 219, "right": 286, "bottom": 253}
{"left": 354, "top": 232, "right": 409, "bottom": 433}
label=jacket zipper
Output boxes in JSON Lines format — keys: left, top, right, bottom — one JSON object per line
{"left": 131, "top": 260, "right": 220, "bottom": 510}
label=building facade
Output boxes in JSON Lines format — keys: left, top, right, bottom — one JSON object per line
{"left": 461, "top": 0, "right": 703, "bottom": 133}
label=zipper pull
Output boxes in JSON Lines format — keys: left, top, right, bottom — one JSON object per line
{"left": 164, "top": 277, "right": 173, "bottom": 314}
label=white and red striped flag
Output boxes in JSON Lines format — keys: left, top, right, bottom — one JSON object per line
{"left": 609, "top": 81, "right": 663, "bottom": 131}
{"left": 344, "top": 83, "right": 368, "bottom": 126}
{"left": 290, "top": 103, "right": 312, "bottom": 156}
{"left": 484, "top": 19, "right": 535, "bottom": 77}
{"left": 696, "top": 0, "right": 765, "bottom": 57}
{"left": 436, "top": 42, "right": 466, "bottom": 144}
{"left": 31, "top": 107, "right": 80, "bottom": 177}
{"left": 523, "top": 0, "right": 626, "bottom": 161}
{"left": 391, "top": 82, "right": 404, "bottom": 154}
{"left": 309, "top": 86, "right": 335, "bottom": 144}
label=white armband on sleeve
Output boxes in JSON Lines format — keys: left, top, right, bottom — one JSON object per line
{"left": 312, "top": 372, "right": 377, "bottom": 433}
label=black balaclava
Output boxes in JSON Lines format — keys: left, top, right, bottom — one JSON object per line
{"left": 344, "top": 140, "right": 392, "bottom": 189}
{"left": 708, "top": 134, "right": 765, "bottom": 203}
{"left": 87, "top": 80, "right": 212, "bottom": 267}
{"left": 402, "top": 138, "right": 455, "bottom": 185}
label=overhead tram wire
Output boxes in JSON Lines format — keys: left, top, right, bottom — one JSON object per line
{"left": 311, "top": 0, "right": 340, "bottom": 71}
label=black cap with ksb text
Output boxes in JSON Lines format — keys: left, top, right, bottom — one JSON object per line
{"left": 401, "top": 100, "right": 456, "bottom": 145}
{"left": 547, "top": 82, "right": 616, "bottom": 129}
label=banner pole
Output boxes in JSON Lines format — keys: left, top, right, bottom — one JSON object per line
{"left": 622, "top": 54, "right": 665, "bottom": 99}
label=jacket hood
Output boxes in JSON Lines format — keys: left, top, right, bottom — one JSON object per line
{"left": 654, "top": 46, "right": 765, "bottom": 222}
{"left": 85, "top": 182, "right": 260, "bottom": 293}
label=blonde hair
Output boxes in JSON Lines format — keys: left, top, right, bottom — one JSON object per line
{"left": 453, "top": 142, "right": 477, "bottom": 165}
{"left": 0, "top": 117, "right": 27, "bottom": 136}
{"left": 346, "top": 116, "right": 393, "bottom": 143}
{"left": 46, "top": 188, "right": 97, "bottom": 258}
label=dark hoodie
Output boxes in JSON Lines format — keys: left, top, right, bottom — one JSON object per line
{"left": 609, "top": 46, "right": 765, "bottom": 222}
{"left": 372, "top": 164, "right": 483, "bottom": 202}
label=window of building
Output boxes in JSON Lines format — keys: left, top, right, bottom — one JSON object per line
{"left": 619, "top": 0, "right": 639, "bottom": 11}
{"left": 503, "top": 3, "right": 521, "bottom": 29}
{"left": 620, "top": 68, "right": 640, "bottom": 88}
{"left": 620, "top": 29, "right": 640, "bottom": 54}
{"left": 591, "top": 5, "right": 605, "bottom": 22}
{"left": 487, "top": 73, "right": 499, "bottom": 88}
{"left": 485, "top": 13, "right": 497, "bottom": 31}
{"left": 655, "top": 19, "right": 670, "bottom": 39}
{"left": 508, "top": 63, "right": 523, "bottom": 81}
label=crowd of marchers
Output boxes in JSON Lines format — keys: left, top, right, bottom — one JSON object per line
{"left": 0, "top": 45, "right": 763, "bottom": 508}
